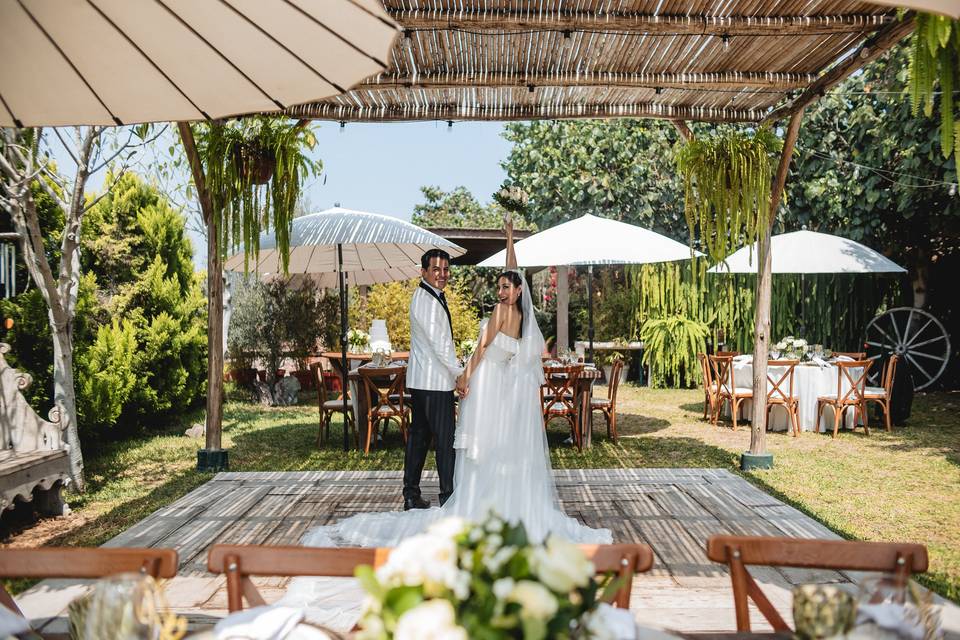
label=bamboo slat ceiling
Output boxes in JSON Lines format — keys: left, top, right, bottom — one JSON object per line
{"left": 287, "top": 1, "right": 905, "bottom": 124}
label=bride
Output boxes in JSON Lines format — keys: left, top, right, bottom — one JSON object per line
{"left": 298, "top": 217, "right": 611, "bottom": 549}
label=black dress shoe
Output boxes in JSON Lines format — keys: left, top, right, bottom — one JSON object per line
{"left": 403, "top": 496, "right": 430, "bottom": 510}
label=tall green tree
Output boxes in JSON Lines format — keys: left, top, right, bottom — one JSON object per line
{"left": 412, "top": 185, "right": 533, "bottom": 230}
{"left": 785, "top": 43, "right": 960, "bottom": 308}
{"left": 502, "top": 119, "right": 687, "bottom": 238}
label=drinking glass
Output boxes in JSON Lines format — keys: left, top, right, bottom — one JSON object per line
{"left": 84, "top": 574, "right": 164, "bottom": 640}
{"left": 770, "top": 349, "right": 781, "bottom": 360}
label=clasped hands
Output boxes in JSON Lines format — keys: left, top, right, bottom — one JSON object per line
{"left": 456, "top": 374, "right": 470, "bottom": 399}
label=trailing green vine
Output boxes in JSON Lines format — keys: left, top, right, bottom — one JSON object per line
{"left": 908, "top": 13, "right": 960, "bottom": 163}
{"left": 675, "top": 128, "right": 782, "bottom": 261}
{"left": 626, "top": 261, "right": 898, "bottom": 388}
{"left": 197, "top": 117, "right": 321, "bottom": 271}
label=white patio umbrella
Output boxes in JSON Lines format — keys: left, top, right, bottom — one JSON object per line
{"left": 707, "top": 230, "right": 906, "bottom": 275}
{"left": 708, "top": 229, "right": 905, "bottom": 333}
{"left": 226, "top": 207, "right": 466, "bottom": 450}
{"left": 480, "top": 214, "right": 698, "bottom": 361}
{"left": 0, "top": 0, "right": 399, "bottom": 126}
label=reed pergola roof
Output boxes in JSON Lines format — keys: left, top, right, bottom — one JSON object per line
{"left": 287, "top": 1, "right": 912, "bottom": 125}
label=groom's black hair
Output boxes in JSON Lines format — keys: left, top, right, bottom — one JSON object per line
{"left": 497, "top": 270, "right": 524, "bottom": 339}
{"left": 421, "top": 248, "right": 451, "bottom": 269}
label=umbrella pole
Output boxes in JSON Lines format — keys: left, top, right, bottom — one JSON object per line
{"left": 338, "top": 244, "right": 349, "bottom": 452}
{"left": 588, "top": 265, "right": 595, "bottom": 364}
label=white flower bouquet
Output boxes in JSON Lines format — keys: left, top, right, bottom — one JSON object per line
{"left": 348, "top": 329, "right": 370, "bottom": 352}
{"left": 774, "top": 336, "right": 809, "bottom": 359}
{"left": 353, "top": 513, "right": 625, "bottom": 640}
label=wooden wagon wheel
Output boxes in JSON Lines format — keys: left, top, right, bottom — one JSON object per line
{"left": 864, "top": 308, "right": 951, "bottom": 390}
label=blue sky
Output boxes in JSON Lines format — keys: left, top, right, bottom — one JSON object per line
{"left": 49, "top": 121, "right": 513, "bottom": 269}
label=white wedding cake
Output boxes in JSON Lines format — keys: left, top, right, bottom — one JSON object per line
{"left": 369, "top": 319, "right": 391, "bottom": 353}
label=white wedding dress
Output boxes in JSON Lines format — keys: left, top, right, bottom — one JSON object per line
{"left": 296, "top": 276, "right": 610, "bottom": 547}
{"left": 280, "top": 280, "right": 609, "bottom": 622}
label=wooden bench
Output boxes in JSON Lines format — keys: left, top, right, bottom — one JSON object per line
{"left": 0, "top": 343, "right": 71, "bottom": 518}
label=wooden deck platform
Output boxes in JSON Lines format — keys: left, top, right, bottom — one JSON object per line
{"left": 16, "top": 468, "right": 957, "bottom": 635}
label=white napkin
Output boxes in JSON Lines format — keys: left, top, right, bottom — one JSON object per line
{"left": 582, "top": 603, "right": 638, "bottom": 639}
{"left": 855, "top": 603, "right": 925, "bottom": 640}
{"left": 811, "top": 356, "right": 829, "bottom": 367}
{"left": 214, "top": 605, "right": 304, "bottom": 640}
{"left": 733, "top": 355, "right": 752, "bottom": 363}
{"left": 0, "top": 604, "right": 31, "bottom": 637}
{"left": 837, "top": 355, "right": 854, "bottom": 362}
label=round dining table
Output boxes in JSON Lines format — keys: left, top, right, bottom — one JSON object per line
{"left": 730, "top": 358, "right": 864, "bottom": 432}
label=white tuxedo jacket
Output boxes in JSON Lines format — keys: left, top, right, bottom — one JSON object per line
{"left": 407, "top": 284, "right": 463, "bottom": 391}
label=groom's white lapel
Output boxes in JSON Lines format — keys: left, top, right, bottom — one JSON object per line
{"left": 407, "top": 281, "right": 463, "bottom": 392}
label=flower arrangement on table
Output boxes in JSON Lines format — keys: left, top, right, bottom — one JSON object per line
{"left": 347, "top": 328, "right": 370, "bottom": 353}
{"left": 353, "top": 513, "right": 629, "bottom": 640}
{"left": 773, "top": 336, "right": 808, "bottom": 360}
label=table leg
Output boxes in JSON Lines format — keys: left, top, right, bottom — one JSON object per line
{"left": 350, "top": 380, "right": 370, "bottom": 451}
{"left": 579, "top": 380, "right": 592, "bottom": 449}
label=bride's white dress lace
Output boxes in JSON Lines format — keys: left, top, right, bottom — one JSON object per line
{"left": 280, "top": 289, "right": 610, "bottom": 623}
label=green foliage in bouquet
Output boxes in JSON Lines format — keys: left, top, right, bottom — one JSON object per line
{"left": 354, "top": 513, "right": 624, "bottom": 640}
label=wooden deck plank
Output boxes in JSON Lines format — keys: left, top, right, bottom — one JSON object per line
{"left": 22, "top": 468, "right": 903, "bottom": 635}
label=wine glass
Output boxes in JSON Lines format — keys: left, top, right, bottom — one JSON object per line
{"left": 84, "top": 574, "right": 164, "bottom": 640}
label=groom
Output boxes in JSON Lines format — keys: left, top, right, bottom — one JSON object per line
{"left": 404, "top": 249, "right": 463, "bottom": 510}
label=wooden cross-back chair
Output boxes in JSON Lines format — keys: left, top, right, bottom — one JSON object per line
{"left": 816, "top": 360, "right": 873, "bottom": 438}
{"left": 706, "top": 535, "right": 928, "bottom": 633}
{"left": 865, "top": 355, "right": 899, "bottom": 432}
{"left": 591, "top": 359, "right": 624, "bottom": 442}
{"left": 208, "top": 544, "right": 391, "bottom": 613}
{"left": 697, "top": 353, "right": 719, "bottom": 421}
{"left": 541, "top": 364, "right": 584, "bottom": 450}
{"left": 358, "top": 365, "right": 409, "bottom": 454}
{"left": 834, "top": 351, "right": 867, "bottom": 360}
{"left": 0, "top": 547, "right": 178, "bottom": 616}
{"left": 312, "top": 362, "right": 355, "bottom": 448}
{"left": 582, "top": 543, "right": 655, "bottom": 608}
{"left": 208, "top": 543, "right": 653, "bottom": 613}
{"left": 716, "top": 350, "right": 740, "bottom": 358}
{"left": 710, "top": 355, "right": 751, "bottom": 430}
{"left": 766, "top": 360, "right": 800, "bottom": 437}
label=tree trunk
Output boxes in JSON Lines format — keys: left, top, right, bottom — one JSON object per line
{"left": 51, "top": 320, "right": 84, "bottom": 491}
{"left": 749, "top": 110, "right": 804, "bottom": 456}
{"left": 206, "top": 214, "right": 224, "bottom": 451}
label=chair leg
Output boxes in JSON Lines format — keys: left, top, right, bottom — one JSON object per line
{"left": 883, "top": 399, "right": 892, "bottom": 431}
{"left": 317, "top": 411, "right": 326, "bottom": 446}
{"left": 861, "top": 402, "right": 870, "bottom": 435}
{"left": 816, "top": 401, "right": 824, "bottom": 434}
{"left": 791, "top": 402, "right": 800, "bottom": 437}
{"left": 364, "top": 415, "right": 374, "bottom": 455}
{"left": 571, "top": 415, "right": 582, "bottom": 451}
{"left": 609, "top": 409, "right": 618, "bottom": 443}
{"left": 832, "top": 405, "right": 841, "bottom": 439}
{"left": 731, "top": 398, "right": 739, "bottom": 431}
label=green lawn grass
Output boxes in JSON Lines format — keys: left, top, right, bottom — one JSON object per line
{"left": 5, "top": 386, "right": 958, "bottom": 602}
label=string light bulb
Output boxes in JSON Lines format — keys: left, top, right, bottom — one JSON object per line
{"left": 721, "top": 34, "right": 730, "bottom": 50}
{"left": 447, "top": 120, "right": 454, "bottom": 133}
{"left": 950, "top": 183, "right": 957, "bottom": 196}
{"left": 339, "top": 120, "right": 345, "bottom": 134}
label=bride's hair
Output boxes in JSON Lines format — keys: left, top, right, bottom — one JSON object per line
{"left": 497, "top": 271, "right": 524, "bottom": 339}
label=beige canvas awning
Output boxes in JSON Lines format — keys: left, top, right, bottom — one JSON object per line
{"left": 0, "top": 0, "right": 399, "bottom": 127}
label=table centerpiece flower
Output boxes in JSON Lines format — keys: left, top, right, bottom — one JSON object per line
{"left": 348, "top": 329, "right": 370, "bottom": 353}
{"left": 353, "top": 513, "right": 629, "bottom": 640}
{"left": 773, "top": 336, "right": 808, "bottom": 360}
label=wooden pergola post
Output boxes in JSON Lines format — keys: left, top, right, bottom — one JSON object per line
{"left": 178, "top": 122, "right": 227, "bottom": 472}
{"left": 742, "top": 110, "right": 804, "bottom": 469}
{"left": 556, "top": 266, "right": 569, "bottom": 352}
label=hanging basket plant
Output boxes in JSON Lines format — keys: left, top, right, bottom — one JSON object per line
{"left": 197, "top": 116, "right": 321, "bottom": 272}
{"left": 675, "top": 127, "right": 782, "bottom": 262}
{"left": 908, "top": 12, "right": 960, "bottom": 164}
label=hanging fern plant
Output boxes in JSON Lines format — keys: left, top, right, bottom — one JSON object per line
{"left": 197, "top": 117, "right": 321, "bottom": 272}
{"left": 908, "top": 13, "right": 960, "bottom": 163}
{"left": 675, "top": 127, "right": 782, "bottom": 262}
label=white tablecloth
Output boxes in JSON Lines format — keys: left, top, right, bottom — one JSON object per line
{"left": 730, "top": 360, "right": 862, "bottom": 432}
